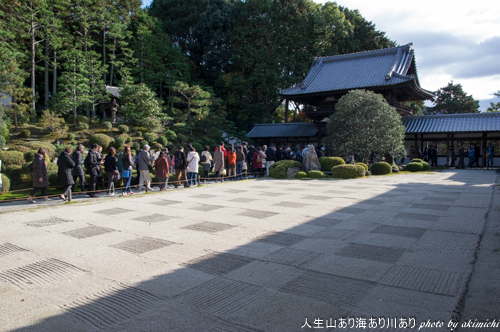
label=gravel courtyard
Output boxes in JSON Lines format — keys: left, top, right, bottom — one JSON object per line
{"left": 0, "top": 170, "right": 498, "bottom": 332}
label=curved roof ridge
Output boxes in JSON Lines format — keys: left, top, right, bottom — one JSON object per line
{"left": 401, "top": 112, "right": 499, "bottom": 119}
{"left": 315, "top": 43, "right": 412, "bottom": 63}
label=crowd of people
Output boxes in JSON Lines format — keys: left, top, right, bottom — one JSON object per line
{"left": 407, "top": 143, "right": 495, "bottom": 169}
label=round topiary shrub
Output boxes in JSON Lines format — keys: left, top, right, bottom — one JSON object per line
{"left": 356, "top": 162, "right": 368, "bottom": 172}
{"left": 165, "top": 130, "right": 177, "bottom": 142}
{"left": 307, "top": 170, "right": 324, "bottom": 178}
{"left": 143, "top": 133, "right": 155, "bottom": 144}
{"left": 331, "top": 164, "right": 365, "bottom": 179}
{"left": 76, "top": 115, "right": 89, "bottom": 124}
{"left": 407, "top": 162, "right": 423, "bottom": 172}
{"left": 157, "top": 136, "right": 168, "bottom": 147}
{"left": 67, "top": 133, "right": 75, "bottom": 140}
{"left": 371, "top": 162, "right": 392, "bottom": 175}
{"left": 0, "top": 136, "right": 5, "bottom": 149}
{"left": 422, "top": 161, "right": 430, "bottom": 170}
{"left": 132, "top": 142, "right": 141, "bottom": 151}
{"left": 103, "top": 121, "right": 112, "bottom": 130}
{"left": 114, "top": 136, "right": 125, "bottom": 150}
{"left": 77, "top": 122, "right": 89, "bottom": 130}
{"left": 0, "top": 151, "right": 25, "bottom": 168}
{"left": 319, "top": 157, "right": 345, "bottom": 171}
{"left": 269, "top": 160, "right": 302, "bottom": 179}
{"left": 151, "top": 143, "right": 163, "bottom": 151}
{"left": 192, "top": 142, "right": 203, "bottom": 152}
{"left": 9, "top": 145, "right": 31, "bottom": 153}
{"left": 19, "top": 129, "right": 31, "bottom": 138}
{"left": 137, "top": 131, "right": 143, "bottom": 137}
{"left": 125, "top": 137, "right": 132, "bottom": 143}
{"left": 295, "top": 171, "right": 307, "bottom": 179}
{"left": 24, "top": 150, "right": 38, "bottom": 163}
{"left": 140, "top": 140, "right": 149, "bottom": 148}
{"left": 118, "top": 124, "right": 129, "bottom": 133}
{"left": 1, "top": 173, "right": 11, "bottom": 193}
{"left": 411, "top": 158, "right": 423, "bottom": 163}
{"left": 89, "top": 134, "right": 111, "bottom": 150}
{"left": 20, "top": 141, "right": 56, "bottom": 159}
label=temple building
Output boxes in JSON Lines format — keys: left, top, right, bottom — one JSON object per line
{"left": 247, "top": 43, "right": 500, "bottom": 166}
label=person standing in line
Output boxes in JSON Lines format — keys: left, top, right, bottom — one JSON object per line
{"left": 186, "top": 145, "right": 200, "bottom": 186}
{"left": 246, "top": 146, "right": 254, "bottom": 177}
{"left": 236, "top": 145, "right": 245, "bottom": 180}
{"left": 410, "top": 146, "right": 415, "bottom": 160}
{"left": 104, "top": 147, "right": 118, "bottom": 195}
{"left": 252, "top": 147, "right": 263, "bottom": 177}
{"left": 116, "top": 148, "right": 124, "bottom": 172}
{"left": 457, "top": 145, "right": 465, "bottom": 169}
{"left": 422, "top": 146, "right": 429, "bottom": 162}
{"left": 174, "top": 146, "right": 189, "bottom": 188}
{"left": 449, "top": 146, "right": 456, "bottom": 168}
{"left": 432, "top": 146, "right": 438, "bottom": 166}
{"left": 57, "top": 146, "right": 75, "bottom": 201}
{"left": 27, "top": 148, "right": 51, "bottom": 203}
{"left": 200, "top": 145, "right": 212, "bottom": 182}
{"left": 96, "top": 145, "right": 105, "bottom": 191}
{"left": 485, "top": 143, "right": 494, "bottom": 169}
{"left": 226, "top": 146, "right": 237, "bottom": 180}
{"left": 468, "top": 143, "right": 475, "bottom": 168}
{"left": 155, "top": 150, "right": 170, "bottom": 191}
{"left": 473, "top": 143, "right": 481, "bottom": 167}
{"left": 121, "top": 146, "right": 134, "bottom": 196}
{"left": 137, "top": 145, "right": 153, "bottom": 191}
{"left": 265, "top": 144, "right": 276, "bottom": 176}
{"left": 213, "top": 144, "right": 225, "bottom": 183}
{"left": 242, "top": 142, "right": 248, "bottom": 156}
{"left": 71, "top": 144, "right": 85, "bottom": 194}
{"left": 85, "top": 143, "right": 102, "bottom": 197}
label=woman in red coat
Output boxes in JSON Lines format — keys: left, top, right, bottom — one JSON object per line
{"left": 252, "top": 147, "right": 263, "bottom": 178}
{"left": 155, "top": 149, "right": 170, "bottom": 191}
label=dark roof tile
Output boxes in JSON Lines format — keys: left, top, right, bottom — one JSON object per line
{"left": 247, "top": 123, "right": 318, "bottom": 138}
{"left": 402, "top": 113, "right": 500, "bottom": 133}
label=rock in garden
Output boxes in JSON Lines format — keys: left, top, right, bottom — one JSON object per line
{"left": 302, "top": 144, "right": 321, "bottom": 172}
{"left": 287, "top": 167, "right": 300, "bottom": 178}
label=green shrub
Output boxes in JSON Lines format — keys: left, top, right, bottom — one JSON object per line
{"left": 371, "top": 162, "right": 392, "bottom": 175}
{"left": 319, "top": 157, "right": 345, "bottom": 171}
{"left": 114, "top": 136, "right": 125, "bottom": 149}
{"left": 422, "top": 161, "right": 430, "bottom": 170}
{"left": 0, "top": 151, "right": 25, "bottom": 168}
{"left": 192, "top": 142, "right": 203, "bottom": 152}
{"left": 0, "top": 123, "right": 9, "bottom": 140}
{"left": 67, "top": 133, "right": 75, "bottom": 140}
{"left": 165, "top": 129, "right": 177, "bottom": 142}
{"left": 77, "top": 122, "right": 89, "bottom": 130}
{"left": 9, "top": 145, "right": 31, "bottom": 153}
{"left": 89, "top": 134, "right": 111, "bottom": 150}
{"left": 411, "top": 158, "right": 423, "bottom": 163}
{"left": 139, "top": 140, "right": 148, "bottom": 148}
{"left": 19, "top": 129, "right": 31, "bottom": 138}
{"left": 132, "top": 142, "right": 141, "bottom": 151}
{"left": 4, "top": 164, "right": 23, "bottom": 176}
{"left": 143, "top": 132, "right": 155, "bottom": 144}
{"left": 331, "top": 164, "right": 365, "bottom": 179}
{"left": 307, "top": 170, "right": 324, "bottom": 178}
{"left": 103, "top": 121, "right": 112, "bottom": 130}
{"left": 125, "top": 137, "right": 132, "bottom": 143}
{"left": 137, "top": 131, "right": 143, "bottom": 137}
{"left": 1, "top": 174, "right": 10, "bottom": 193}
{"left": 407, "top": 162, "right": 423, "bottom": 172}
{"left": 295, "top": 171, "right": 307, "bottom": 179}
{"left": 0, "top": 136, "right": 5, "bottom": 149}
{"left": 269, "top": 160, "right": 301, "bottom": 179}
{"left": 356, "top": 163, "right": 368, "bottom": 172}
{"left": 118, "top": 124, "right": 129, "bottom": 133}
{"left": 77, "top": 115, "right": 89, "bottom": 124}
{"left": 198, "top": 165, "right": 204, "bottom": 176}
{"left": 157, "top": 136, "right": 168, "bottom": 147}
{"left": 19, "top": 141, "right": 56, "bottom": 159}
{"left": 24, "top": 150, "right": 38, "bottom": 163}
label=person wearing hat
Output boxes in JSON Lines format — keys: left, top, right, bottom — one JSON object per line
{"left": 137, "top": 145, "right": 153, "bottom": 191}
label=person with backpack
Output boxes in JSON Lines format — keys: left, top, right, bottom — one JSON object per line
{"left": 57, "top": 146, "right": 75, "bottom": 201}
{"left": 174, "top": 146, "right": 189, "bottom": 188}
{"left": 104, "top": 147, "right": 118, "bottom": 195}
{"left": 72, "top": 144, "right": 85, "bottom": 194}
{"left": 137, "top": 145, "right": 153, "bottom": 191}
{"left": 200, "top": 145, "right": 212, "bottom": 182}
{"left": 84, "top": 143, "right": 102, "bottom": 197}
{"left": 186, "top": 145, "right": 200, "bottom": 186}
{"left": 27, "top": 148, "right": 50, "bottom": 203}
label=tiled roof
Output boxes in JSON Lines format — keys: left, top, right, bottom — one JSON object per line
{"left": 280, "top": 43, "right": 432, "bottom": 97}
{"left": 106, "top": 85, "right": 121, "bottom": 98}
{"left": 247, "top": 122, "right": 318, "bottom": 138}
{"left": 402, "top": 113, "right": 500, "bottom": 133}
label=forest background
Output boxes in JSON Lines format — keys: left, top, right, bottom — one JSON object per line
{"left": 0, "top": 0, "right": 398, "bottom": 145}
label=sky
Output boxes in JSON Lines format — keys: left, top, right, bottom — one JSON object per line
{"left": 141, "top": 0, "right": 500, "bottom": 111}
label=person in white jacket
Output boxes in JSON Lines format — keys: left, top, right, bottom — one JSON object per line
{"left": 186, "top": 146, "right": 200, "bottom": 186}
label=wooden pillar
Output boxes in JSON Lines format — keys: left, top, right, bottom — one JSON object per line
{"left": 284, "top": 99, "right": 289, "bottom": 123}
{"left": 482, "top": 132, "right": 487, "bottom": 167}
{"left": 414, "top": 134, "right": 418, "bottom": 154}
{"left": 420, "top": 134, "right": 424, "bottom": 153}
{"left": 446, "top": 133, "right": 450, "bottom": 166}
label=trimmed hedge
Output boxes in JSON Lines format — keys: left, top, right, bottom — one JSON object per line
{"left": 67, "top": 114, "right": 89, "bottom": 124}
{"left": 132, "top": 142, "right": 141, "bottom": 151}
{"left": 157, "top": 136, "right": 168, "bottom": 147}
{"left": 0, "top": 136, "right": 5, "bottom": 149}
{"left": 0, "top": 151, "right": 25, "bottom": 168}
{"left": 422, "top": 161, "right": 430, "bottom": 170}
{"left": 411, "top": 158, "right": 423, "bottom": 163}
{"left": 114, "top": 136, "right": 125, "bottom": 149}
{"left": 371, "top": 162, "right": 392, "bottom": 175}
{"left": 192, "top": 142, "right": 203, "bottom": 153}
{"left": 9, "top": 145, "right": 31, "bottom": 153}
{"left": 19, "top": 141, "right": 56, "bottom": 159}
{"left": 319, "top": 157, "right": 345, "bottom": 171}
{"left": 67, "top": 133, "right": 75, "bottom": 140}
{"left": 407, "top": 162, "right": 424, "bottom": 172}
{"left": 307, "top": 170, "right": 324, "bottom": 178}
{"left": 269, "top": 160, "right": 302, "bottom": 179}
{"left": 331, "top": 164, "right": 365, "bottom": 179}
{"left": 24, "top": 150, "right": 38, "bottom": 163}
{"left": 295, "top": 171, "right": 307, "bottom": 179}
{"left": 19, "top": 129, "right": 31, "bottom": 138}
{"left": 118, "top": 124, "right": 129, "bottom": 133}
{"left": 143, "top": 133, "right": 155, "bottom": 144}
{"left": 356, "top": 162, "right": 368, "bottom": 172}
{"left": 89, "top": 134, "right": 111, "bottom": 150}
{"left": 103, "top": 121, "right": 112, "bottom": 130}
{"left": 1, "top": 173, "right": 11, "bottom": 193}
{"left": 77, "top": 122, "right": 89, "bottom": 130}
